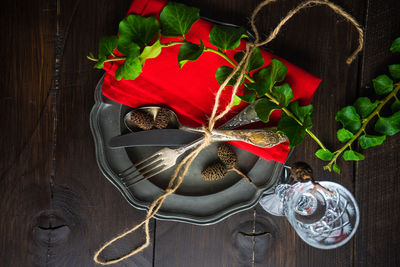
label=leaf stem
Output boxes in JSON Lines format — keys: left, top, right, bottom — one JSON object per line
{"left": 161, "top": 41, "right": 254, "bottom": 81}
{"left": 306, "top": 129, "right": 327, "bottom": 150}
{"left": 264, "top": 92, "right": 327, "bottom": 150}
{"left": 87, "top": 55, "right": 98, "bottom": 61}
{"left": 104, "top": 57, "right": 126, "bottom": 62}
{"left": 86, "top": 55, "right": 126, "bottom": 63}
{"left": 325, "top": 82, "right": 400, "bottom": 170}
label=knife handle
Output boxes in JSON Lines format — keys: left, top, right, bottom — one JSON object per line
{"left": 211, "top": 129, "right": 287, "bottom": 148}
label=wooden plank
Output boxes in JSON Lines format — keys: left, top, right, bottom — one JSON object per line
{"left": 50, "top": 0, "right": 154, "bottom": 266}
{"left": 355, "top": 0, "right": 400, "bottom": 266}
{"left": 0, "top": 0, "right": 56, "bottom": 266}
{"left": 154, "top": 210, "right": 256, "bottom": 267}
{"left": 154, "top": 0, "right": 364, "bottom": 266}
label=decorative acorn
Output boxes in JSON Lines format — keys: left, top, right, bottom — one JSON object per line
{"left": 200, "top": 143, "right": 253, "bottom": 184}
{"left": 290, "top": 161, "right": 315, "bottom": 183}
{"left": 129, "top": 110, "right": 154, "bottom": 130}
{"left": 290, "top": 161, "right": 332, "bottom": 194}
{"left": 217, "top": 143, "right": 252, "bottom": 183}
{"left": 201, "top": 162, "right": 227, "bottom": 181}
{"left": 154, "top": 107, "right": 170, "bottom": 129}
{"left": 217, "top": 143, "right": 237, "bottom": 168}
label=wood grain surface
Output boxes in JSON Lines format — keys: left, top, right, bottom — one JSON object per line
{"left": 1, "top": 0, "right": 399, "bottom": 266}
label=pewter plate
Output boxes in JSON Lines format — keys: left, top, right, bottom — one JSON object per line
{"left": 90, "top": 75, "right": 283, "bottom": 225}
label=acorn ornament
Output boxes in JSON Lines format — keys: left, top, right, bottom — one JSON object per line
{"left": 128, "top": 107, "right": 171, "bottom": 131}
{"left": 129, "top": 110, "right": 154, "bottom": 130}
{"left": 201, "top": 162, "right": 227, "bottom": 181}
{"left": 154, "top": 107, "right": 171, "bottom": 129}
{"left": 290, "top": 161, "right": 315, "bottom": 183}
{"left": 201, "top": 144, "right": 253, "bottom": 184}
{"left": 289, "top": 161, "right": 332, "bottom": 194}
{"left": 217, "top": 143, "right": 237, "bottom": 168}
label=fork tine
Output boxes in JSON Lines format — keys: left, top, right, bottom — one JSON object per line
{"left": 119, "top": 151, "right": 162, "bottom": 176}
{"left": 125, "top": 165, "right": 169, "bottom": 187}
{"left": 139, "top": 162, "right": 166, "bottom": 177}
{"left": 136, "top": 158, "right": 162, "bottom": 172}
{"left": 119, "top": 165, "right": 143, "bottom": 181}
{"left": 135, "top": 151, "right": 162, "bottom": 168}
{"left": 121, "top": 171, "right": 142, "bottom": 184}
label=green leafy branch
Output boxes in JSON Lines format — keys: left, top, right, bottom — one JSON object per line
{"left": 315, "top": 38, "right": 400, "bottom": 173}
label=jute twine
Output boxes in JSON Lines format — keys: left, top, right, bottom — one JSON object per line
{"left": 94, "top": 0, "right": 363, "bottom": 265}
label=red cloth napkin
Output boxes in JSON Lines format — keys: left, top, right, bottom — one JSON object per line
{"left": 101, "top": 0, "right": 321, "bottom": 163}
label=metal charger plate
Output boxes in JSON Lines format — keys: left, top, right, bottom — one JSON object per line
{"left": 90, "top": 76, "right": 284, "bottom": 225}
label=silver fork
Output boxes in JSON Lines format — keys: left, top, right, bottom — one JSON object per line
{"left": 120, "top": 138, "right": 203, "bottom": 187}
{"left": 119, "top": 100, "right": 264, "bottom": 187}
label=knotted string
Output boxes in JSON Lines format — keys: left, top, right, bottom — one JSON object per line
{"left": 94, "top": 0, "right": 363, "bottom": 265}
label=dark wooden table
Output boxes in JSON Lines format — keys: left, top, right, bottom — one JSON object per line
{"left": 1, "top": 0, "right": 399, "bottom": 266}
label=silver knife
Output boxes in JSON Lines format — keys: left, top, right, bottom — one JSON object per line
{"left": 110, "top": 99, "right": 262, "bottom": 148}
{"left": 108, "top": 129, "right": 202, "bottom": 148}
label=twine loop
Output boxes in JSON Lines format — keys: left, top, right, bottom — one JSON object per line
{"left": 165, "top": 188, "right": 174, "bottom": 194}
{"left": 202, "top": 126, "right": 213, "bottom": 147}
{"left": 93, "top": 0, "right": 364, "bottom": 265}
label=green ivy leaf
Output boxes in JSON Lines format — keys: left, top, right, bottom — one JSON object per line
{"left": 271, "top": 83, "right": 293, "bottom": 107}
{"left": 337, "top": 128, "right": 354, "bottom": 142}
{"left": 94, "top": 58, "right": 106, "bottom": 69}
{"left": 315, "top": 149, "right": 334, "bottom": 161}
{"left": 215, "top": 66, "right": 243, "bottom": 86}
{"left": 391, "top": 100, "right": 400, "bottom": 113}
{"left": 118, "top": 15, "right": 159, "bottom": 56}
{"left": 115, "top": 56, "right": 142, "bottom": 81}
{"left": 232, "top": 95, "right": 241, "bottom": 106}
{"left": 159, "top": 2, "right": 199, "bottom": 37}
{"left": 374, "top": 111, "right": 400, "bottom": 136}
{"left": 278, "top": 112, "right": 306, "bottom": 148}
{"left": 209, "top": 25, "right": 247, "bottom": 50}
{"left": 335, "top": 106, "right": 361, "bottom": 133}
{"left": 255, "top": 98, "right": 279, "bottom": 123}
{"left": 233, "top": 47, "right": 264, "bottom": 71}
{"left": 98, "top": 35, "right": 118, "bottom": 58}
{"left": 332, "top": 163, "right": 341, "bottom": 174}
{"left": 373, "top": 74, "right": 394, "bottom": 95}
{"left": 389, "top": 64, "right": 400, "bottom": 79}
{"left": 177, "top": 41, "right": 204, "bottom": 68}
{"left": 269, "top": 59, "right": 287, "bottom": 83}
{"left": 94, "top": 36, "right": 118, "bottom": 69}
{"left": 245, "top": 60, "right": 287, "bottom": 97}
{"left": 289, "top": 101, "right": 313, "bottom": 129}
{"left": 358, "top": 134, "right": 386, "bottom": 149}
{"left": 343, "top": 150, "right": 365, "bottom": 161}
{"left": 245, "top": 68, "right": 272, "bottom": 96}
{"left": 236, "top": 88, "right": 257, "bottom": 104}
{"left": 354, "top": 97, "right": 379, "bottom": 118}
{"left": 139, "top": 39, "right": 162, "bottom": 65}
{"left": 390, "top": 37, "right": 400, "bottom": 53}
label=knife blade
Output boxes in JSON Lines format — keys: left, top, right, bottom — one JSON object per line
{"left": 108, "top": 129, "right": 202, "bottom": 148}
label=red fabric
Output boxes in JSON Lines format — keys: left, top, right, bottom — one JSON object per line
{"left": 101, "top": 0, "right": 321, "bottom": 163}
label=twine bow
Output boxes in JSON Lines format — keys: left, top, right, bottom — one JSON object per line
{"left": 94, "top": 0, "right": 363, "bottom": 265}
